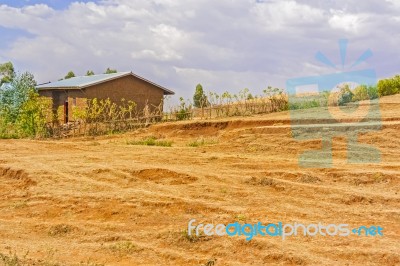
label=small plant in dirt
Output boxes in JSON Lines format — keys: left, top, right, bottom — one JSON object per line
{"left": 181, "top": 229, "right": 206, "bottom": 243}
{"left": 78, "top": 261, "right": 105, "bottom": 266}
{"left": 10, "top": 200, "right": 28, "bottom": 209}
{"left": 109, "top": 241, "right": 137, "bottom": 255}
{"left": 235, "top": 214, "right": 247, "bottom": 221}
{"left": 259, "top": 177, "right": 275, "bottom": 186}
{"left": 246, "top": 176, "right": 275, "bottom": 186}
{"left": 0, "top": 250, "right": 28, "bottom": 266}
{"left": 48, "top": 224, "right": 74, "bottom": 236}
{"left": 203, "top": 258, "right": 217, "bottom": 266}
{"left": 187, "top": 137, "right": 217, "bottom": 147}
{"left": 188, "top": 138, "right": 205, "bottom": 147}
{"left": 298, "top": 175, "right": 321, "bottom": 184}
{"left": 372, "top": 172, "right": 385, "bottom": 183}
{"left": 126, "top": 136, "right": 172, "bottom": 147}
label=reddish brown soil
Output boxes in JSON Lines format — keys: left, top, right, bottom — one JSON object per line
{"left": 0, "top": 95, "right": 399, "bottom": 265}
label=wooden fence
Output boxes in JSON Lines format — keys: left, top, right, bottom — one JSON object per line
{"left": 45, "top": 95, "right": 288, "bottom": 138}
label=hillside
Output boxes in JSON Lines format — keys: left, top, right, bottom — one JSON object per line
{"left": 0, "top": 94, "right": 399, "bottom": 265}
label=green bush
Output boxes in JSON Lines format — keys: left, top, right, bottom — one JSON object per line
{"left": 175, "top": 97, "right": 192, "bottom": 120}
{"left": 352, "top": 85, "right": 379, "bottom": 101}
{"left": 338, "top": 84, "right": 354, "bottom": 106}
{"left": 16, "top": 91, "right": 52, "bottom": 138}
{"left": 288, "top": 92, "right": 328, "bottom": 110}
{"left": 289, "top": 98, "right": 321, "bottom": 110}
{"left": 377, "top": 75, "right": 400, "bottom": 97}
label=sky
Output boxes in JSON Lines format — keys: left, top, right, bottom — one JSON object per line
{"left": 0, "top": 0, "right": 399, "bottom": 101}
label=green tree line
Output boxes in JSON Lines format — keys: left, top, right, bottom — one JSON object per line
{"left": 63, "top": 67, "right": 118, "bottom": 79}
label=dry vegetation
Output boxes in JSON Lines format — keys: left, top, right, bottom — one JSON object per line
{"left": 0, "top": 95, "right": 399, "bottom": 265}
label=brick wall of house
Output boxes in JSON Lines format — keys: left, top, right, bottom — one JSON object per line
{"left": 38, "top": 75, "right": 166, "bottom": 123}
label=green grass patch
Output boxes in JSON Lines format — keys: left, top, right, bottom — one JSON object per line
{"left": 187, "top": 137, "right": 217, "bottom": 147}
{"left": 126, "top": 136, "right": 172, "bottom": 147}
{"left": 288, "top": 93, "right": 328, "bottom": 110}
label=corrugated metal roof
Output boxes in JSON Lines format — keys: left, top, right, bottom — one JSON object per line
{"left": 36, "top": 71, "right": 174, "bottom": 95}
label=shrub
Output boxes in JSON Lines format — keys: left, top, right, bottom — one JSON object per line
{"left": 16, "top": 91, "right": 52, "bottom": 138}
{"left": 352, "top": 85, "right": 379, "bottom": 101}
{"left": 289, "top": 98, "right": 321, "bottom": 110}
{"left": 175, "top": 97, "right": 192, "bottom": 120}
{"left": 338, "top": 84, "right": 354, "bottom": 106}
{"left": 352, "top": 85, "right": 369, "bottom": 101}
{"left": 378, "top": 75, "right": 400, "bottom": 97}
{"left": 367, "top": 85, "right": 379, "bottom": 100}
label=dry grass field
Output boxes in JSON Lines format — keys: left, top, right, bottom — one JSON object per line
{"left": 0, "top": 95, "right": 399, "bottom": 265}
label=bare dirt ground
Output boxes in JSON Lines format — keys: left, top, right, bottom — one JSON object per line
{"left": 0, "top": 95, "right": 399, "bottom": 265}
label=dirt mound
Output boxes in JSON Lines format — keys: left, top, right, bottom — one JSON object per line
{"left": 0, "top": 166, "right": 29, "bottom": 179}
{"left": 131, "top": 168, "right": 197, "bottom": 185}
{"left": 0, "top": 166, "right": 36, "bottom": 188}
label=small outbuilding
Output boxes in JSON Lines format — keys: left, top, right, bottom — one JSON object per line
{"left": 36, "top": 71, "right": 174, "bottom": 123}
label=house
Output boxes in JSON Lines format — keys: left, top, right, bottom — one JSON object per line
{"left": 36, "top": 71, "right": 174, "bottom": 123}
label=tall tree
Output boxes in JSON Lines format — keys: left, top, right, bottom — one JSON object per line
{"left": 104, "top": 67, "right": 117, "bottom": 74}
{"left": 0, "top": 61, "right": 15, "bottom": 85}
{"left": 193, "top": 83, "right": 208, "bottom": 108}
{"left": 0, "top": 71, "right": 37, "bottom": 123}
{"left": 64, "top": 71, "right": 75, "bottom": 79}
{"left": 86, "top": 70, "right": 95, "bottom": 76}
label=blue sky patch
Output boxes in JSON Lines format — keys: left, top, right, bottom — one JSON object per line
{"left": 0, "top": 26, "right": 34, "bottom": 49}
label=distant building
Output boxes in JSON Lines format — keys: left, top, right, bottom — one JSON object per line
{"left": 36, "top": 72, "right": 174, "bottom": 123}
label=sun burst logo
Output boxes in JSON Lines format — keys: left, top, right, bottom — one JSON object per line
{"left": 286, "top": 39, "right": 381, "bottom": 168}
{"left": 315, "top": 39, "right": 373, "bottom": 70}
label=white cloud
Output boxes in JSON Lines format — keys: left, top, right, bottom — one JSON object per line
{"left": 0, "top": 0, "right": 399, "bottom": 101}
{"left": 251, "top": 0, "right": 325, "bottom": 31}
{"left": 328, "top": 10, "right": 364, "bottom": 33}
{"left": 22, "top": 4, "right": 54, "bottom": 17}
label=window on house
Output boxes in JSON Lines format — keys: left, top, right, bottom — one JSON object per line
{"left": 72, "top": 97, "right": 77, "bottom": 106}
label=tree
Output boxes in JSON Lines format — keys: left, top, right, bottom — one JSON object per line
{"left": 65, "top": 71, "right": 75, "bottom": 79}
{"left": 193, "top": 84, "right": 208, "bottom": 108}
{"left": 16, "top": 90, "right": 52, "bottom": 137}
{"left": 86, "top": 70, "right": 95, "bottom": 76}
{"left": 0, "top": 71, "right": 37, "bottom": 123}
{"left": 0, "top": 61, "right": 15, "bottom": 85}
{"left": 104, "top": 68, "right": 117, "bottom": 74}
{"left": 338, "top": 84, "right": 354, "bottom": 106}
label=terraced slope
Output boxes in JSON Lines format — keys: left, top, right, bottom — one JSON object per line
{"left": 0, "top": 94, "right": 399, "bottom": 265}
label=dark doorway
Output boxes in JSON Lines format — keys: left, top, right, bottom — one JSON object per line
{"left": 64, "top": 100, "right": 69, "bottom": 124}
